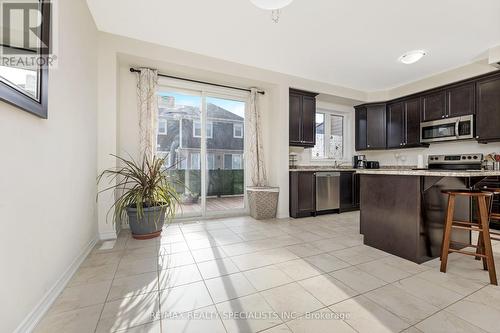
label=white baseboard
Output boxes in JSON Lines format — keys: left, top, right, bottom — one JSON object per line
{"left": 14, "top": 237, "right": 97, "bottom": 333}
{"left": 99, "top": 230, "right": 117, "bottom": 240}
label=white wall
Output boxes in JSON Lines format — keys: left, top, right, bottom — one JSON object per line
{"left": 0, "top": 1, "right": 98, "bottom": 332}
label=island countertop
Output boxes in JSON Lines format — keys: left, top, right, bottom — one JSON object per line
{"left": 355, "top": 169, "right": 500, "bottom": 177}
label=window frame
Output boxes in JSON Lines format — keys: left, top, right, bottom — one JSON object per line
{"left": 311, "top": 110, "right": 346, "bottom": 161}
{"left": 158, "top": 118, "right": 168, "bottom": 135}
{"left": 193, "top": 120, "right": 213, "bottom": 138}
{"left": 233, "top": 122, "right": 243, "bottom": 138}
{"left": 0, "top": 0, "right": 50, "bottom": 119}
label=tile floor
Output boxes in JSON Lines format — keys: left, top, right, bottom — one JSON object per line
{"left": 35, "top": 212, "right": 500, "bottom": 333}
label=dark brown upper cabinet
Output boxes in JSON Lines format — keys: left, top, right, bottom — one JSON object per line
{"left": 476, "top": 75, "right": 500, "bottom": 142}
{"left": 289, "top": 89, "right": 319, "bottom": 147}
{"left": 366, "top": 103, "right": 387, "bottom": 149}
{"left": 355, "top": 103, "right": 386, "bottom": 150}
{"left": 355, "top": 106, "right": 367, "bottom": 150}
{"left": 421, "top": 82, "right": 475, "bottom": 122}
{"left": 387, "top": 102, "right": 404, "bottom": 149}
{"left": 447, "top": 82, "right": 475, "bottom": 118}
{"left": 421, "top": 90, "right": 447, "bottom": 121}
{"left": 387, "top": 98, "right": 426, "bottom": 149}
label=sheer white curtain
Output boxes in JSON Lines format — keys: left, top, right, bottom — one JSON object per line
{"left": 136, "top": 68, "right": 159, "bottom": 160}
{"left": 247, "top": 88, "right": 268, "bottom": 187}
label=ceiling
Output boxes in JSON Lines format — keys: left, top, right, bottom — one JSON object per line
{"left": 86, "top": 0, "right": 500, "bottom": 92}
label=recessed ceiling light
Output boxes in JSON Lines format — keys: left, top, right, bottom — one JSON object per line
{"left": 398, "top": 50, "right": 427, "bottom": 64}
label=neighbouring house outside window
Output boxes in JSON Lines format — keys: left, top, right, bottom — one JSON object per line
{"left": 233, "top": 123, "right": 243, "bottom": 138}
{"left": 193, "top": 120, "right": 213, "bottom": 138}
{"left": 312, "top": 111, "right": 344, "bottom": 160}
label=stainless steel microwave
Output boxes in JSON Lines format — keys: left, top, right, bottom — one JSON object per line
{"left": 420, "top": 115, "right": 474, "bottom": 143}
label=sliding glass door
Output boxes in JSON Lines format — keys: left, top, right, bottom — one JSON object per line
{"left": 157, "top": 84, "right": 247, "bottom": 218}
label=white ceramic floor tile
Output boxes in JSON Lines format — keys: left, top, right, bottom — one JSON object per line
{"left": 309, "top": 239, "right": 348, "bottom": 252}
{"left": 243, "top": 265, "right": 294, "bottom": 291}
{"left": 414, "top": 269, "right": 486, "bottom": 296}
{"left": 330, "top": 295, "right": 410, "bottom": 333}
{"left": 158, "top": 264, "right": 202, "bottom": 289}
{"left": 298, "top": 274, "right": 357, "bottom": 306}
{"left": 275, "top": 259, "right": 323, "bottom": 281}
{"left": 49, "top": 280, "right": 111, "bottom": 314}
{"left": 67, "top": 263, "right": 117, "bottom": 287}
{"left": 364, "top": 284, "right": 439, "bottom": 325}
{"left": 81, "top": 252, "right": 123, "bottom": 268}
{"left": 329, "top": 266, "right": 387, "bottom": 293}
{"left": 416, "top": 310, "right": 488, "bottom": 333}
{"left": 356, "top": 258, "right": 413, "bottom": 283}
{"left": 446, "top": 285, "right": 500, "bottom": 332}
{"left": 108, "top": 271, "right": 158, "bottom": 301}
{"left": 34, "top": 304, "right": 103, "bottom": 333}
{"left": 197, "top": 258, "right": 240, "bottom": 279}
{"left": 205, "top": 272, "right": 257, "bottom": 303}
{"left": 191, "top": 246, "right": 227, "bottom": 262}
{"left": 285, "top": 243, "right": 324, "bottom": 257}
{"left": 260, "top": 282, "right": 324, "bottom": 321}
{"left": 303, "top": 253, "right": 351, "bottom": 273}
{"left": 160, "top": 281, "right": 213, "bottom": 314}
{"left": 330, "top": 245, "right": 389, "bottom": 265}
{"left": 215, "top": 293, "right": 282, "bottom": 333}
{"left": 158, "top": 251, "right": 195, "bottom": 269}
{"left": 393, "top": 275, "right": 463, "bottom": 308}
{"left": 96, "top": 292, "right": 160, "bottom": 332}
{"left": 115, "top": 257, "right": 158, "bottom": 278}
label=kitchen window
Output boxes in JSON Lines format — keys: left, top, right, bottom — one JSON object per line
{"left": 233, "top": 123, "right": 243, "bottom": 138}
{"left": 193, "top": 120, "right": 213, "bottom": 138}
{"left": 312, "top": 112, "right": 344, "bottom": 160}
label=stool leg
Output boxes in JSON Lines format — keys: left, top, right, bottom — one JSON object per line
{"left": 478, "top": 196, "right": 497, "bottom": 285}
{"left": 441, "top": 194, "right": 455, "bottom": 273}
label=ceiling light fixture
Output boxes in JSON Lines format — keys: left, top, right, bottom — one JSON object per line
{"left": 398, "top": 50, "right": 427, "bottom": 64}
{"left": 249, "top": 0, "right": 294, "bottom": 23}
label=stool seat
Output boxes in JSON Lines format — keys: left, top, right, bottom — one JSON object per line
{"left": 482, "top": 187, "right": 500, "bottom": 195}
{"left": 441, "top": 189, "right": 494, "bottom": 197}
{"left": 440, "top": 189, "right": 497, "bottom": 285}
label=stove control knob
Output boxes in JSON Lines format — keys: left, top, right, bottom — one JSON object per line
{"left": 462, "top": 156, "right": 466, "bottom": 160}
{"left": 467, "top": 156, "right": 472, "bottom": 159}
{"left": 473, "top": 156, "right": 478, "bottom": 159}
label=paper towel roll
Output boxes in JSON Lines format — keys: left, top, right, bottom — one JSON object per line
{"left": 417, "top": 155, "right": 425, "bottom": 169}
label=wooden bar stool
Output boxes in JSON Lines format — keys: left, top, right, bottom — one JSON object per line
{"left": 440, "top": 189, "right": 497, "bottom": 285}
{"left": 476, "top": 188, "right": 500, "bottom": 263}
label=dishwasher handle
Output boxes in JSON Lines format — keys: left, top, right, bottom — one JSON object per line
{"left": 315, "top": 172, "right": 340, "bottom": 177}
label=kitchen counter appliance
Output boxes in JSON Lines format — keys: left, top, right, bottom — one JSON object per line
{"left": 427, "top": 153, "right": 483, "bottom": 170}
{"left": 316, "top": 172, "right": 340, "bottom": 212}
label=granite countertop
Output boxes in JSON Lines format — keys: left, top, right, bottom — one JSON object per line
{"left": 289, "top": 166, "right": 357, "bottom": 172}
{"left": 355, "top": 169, "right": 500, "bottom": 177}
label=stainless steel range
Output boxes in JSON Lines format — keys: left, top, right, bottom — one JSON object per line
{"left": 427, "top": 153, "right": 483, "bottom": 171}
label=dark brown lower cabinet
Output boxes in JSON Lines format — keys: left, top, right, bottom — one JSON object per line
{"left": 289, "top": 171, "right": 316, "bottom": 218}
{"left": 290, "top": 171, "right": 360, "bottom": 218}
{"left": 340, "top": 172, "right": 360, "bottom": 212}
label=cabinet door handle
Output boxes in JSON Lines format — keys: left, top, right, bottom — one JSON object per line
{"left": 441, "top": 115, "right": 445, "bottom": 118}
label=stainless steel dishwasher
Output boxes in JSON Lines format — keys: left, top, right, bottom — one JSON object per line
{"left": 315, "top": 172, "right": 340, "bottom": 212}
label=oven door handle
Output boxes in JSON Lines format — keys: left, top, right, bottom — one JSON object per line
{"left": 455, "top": 119, "right": 460, "bottom": 138}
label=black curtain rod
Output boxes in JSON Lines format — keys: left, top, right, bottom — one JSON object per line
{"left": 130, "top": 68, "right": 265, "bottom": 95}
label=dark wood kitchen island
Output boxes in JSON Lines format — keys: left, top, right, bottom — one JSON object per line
{"left": 356, "top": 169, "right": 500, "bottom": 263}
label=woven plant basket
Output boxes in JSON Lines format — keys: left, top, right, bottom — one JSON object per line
{"left": 247, "top": 186, "right": 279, "bottom": 220}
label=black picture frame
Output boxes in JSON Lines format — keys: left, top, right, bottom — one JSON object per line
{"left": 0, "top": 0, "right": 50, "bottom": 119}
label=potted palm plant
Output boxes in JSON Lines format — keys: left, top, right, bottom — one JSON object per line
{"left": 98, "top": 154, "right": 180, "bottom": 239}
